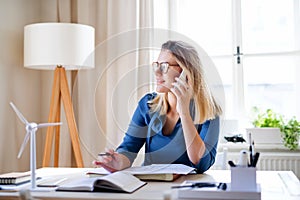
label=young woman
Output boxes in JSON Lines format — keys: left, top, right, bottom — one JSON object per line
{"left": 95, "top": 40, "right": 222, "bottom": 173}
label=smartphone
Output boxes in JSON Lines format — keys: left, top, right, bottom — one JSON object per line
{"left": 179, "top": 70, "right": 187, "bottom": 82}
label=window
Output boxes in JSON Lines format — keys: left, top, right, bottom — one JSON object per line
{"left": 153, "top": 0, "right": 300, "bottom": 125}
{"left": 241, "top": 0, "right": 300, "bottom": 119}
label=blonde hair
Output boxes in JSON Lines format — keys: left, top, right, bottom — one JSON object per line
{"left": 149, "top": 40, "right": 222, "bottom": 124}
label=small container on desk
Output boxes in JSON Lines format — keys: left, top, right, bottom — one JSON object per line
{"left": 230, "top": 166, "right": 258, "bottom": 192}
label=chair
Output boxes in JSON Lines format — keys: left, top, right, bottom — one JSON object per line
{"left": 211, "top": 147, "right": 228, "bottom": 170}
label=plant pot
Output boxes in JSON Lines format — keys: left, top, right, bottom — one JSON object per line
{"left": 246, "top": 128, "right": 283, "bottom": 144}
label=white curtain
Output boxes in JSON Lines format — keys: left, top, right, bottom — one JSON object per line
{"left": 72, "top": 0, "right": 154, "bottom": 167}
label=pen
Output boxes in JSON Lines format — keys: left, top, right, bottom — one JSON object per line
{"left": 249, "top": 133, "right": 254, "bottom": 167}
{"left": 171, "top": 182, "right": 216, "bottom": 189}
{"left": 249, "top": 145, "right": 253, "bottom": 166}
{"left": 252, "top": 152, "right": 260, "bottom": 167}
{"left": 98, "top": 152, "right": 113, "bottom": 157}
{"left": 250, "top": 141, "right": 256, "bottom": 167}
{"left": 228, "top": 160, "right": 236, "bottom": 167}
{"left": 172, "top": 182, "right": 227, "bottom": 191}
{"left": 252, "top": 141, "right": 255, "bottom": 156}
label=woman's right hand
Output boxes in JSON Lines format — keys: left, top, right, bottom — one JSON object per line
{"left": 93, "top": 149, "right": 130, "bottom": 172}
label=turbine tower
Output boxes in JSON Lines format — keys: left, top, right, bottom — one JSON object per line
{"left": 10, "top": 102, "right": 62, "bottom": 190}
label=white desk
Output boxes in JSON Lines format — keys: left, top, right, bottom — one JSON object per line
{"left": 0, "top": 168, "right": 299, "bottom": 200}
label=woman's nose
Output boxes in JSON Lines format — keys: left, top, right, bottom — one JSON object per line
{"left": 154, "top": 67, "right": 163, "bottom": 76}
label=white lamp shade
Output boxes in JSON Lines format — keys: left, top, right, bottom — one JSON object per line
{"left": 24, "top": 23, "right": 95, "bottom": 70}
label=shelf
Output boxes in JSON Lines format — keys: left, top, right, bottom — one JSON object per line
{"left": 218, "top": 143, "right": 300, "bottom": 152}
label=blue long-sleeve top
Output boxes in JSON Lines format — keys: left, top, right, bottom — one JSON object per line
{"left": 116, "top": 93, "right": 220, "bottom": 173}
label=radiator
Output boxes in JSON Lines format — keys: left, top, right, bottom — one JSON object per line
{"left": 256, "top": 153, "right": 300, "bottom": 178}
{"left": 225, "top": 152, "right": 300, "bottom": 178}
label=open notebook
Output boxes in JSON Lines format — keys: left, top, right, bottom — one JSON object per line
{"left": 56, "top": 171, "right": 146, "bottom": 193}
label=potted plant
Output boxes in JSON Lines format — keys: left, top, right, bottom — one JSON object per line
{"left": 247, "top": 108, "right": 283, "bottom": 145}
{"left": 247, "top": 107, "right": 300, "bottom": 150}
{"left": 279, "top": 117, "right": 300, "bottom": 150}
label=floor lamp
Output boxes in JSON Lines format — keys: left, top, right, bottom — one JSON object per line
{"left": 24, "top": 23, "right": 95, "bottom": 167}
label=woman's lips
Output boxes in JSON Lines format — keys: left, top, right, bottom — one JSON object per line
{"left": 156, "top": 79, "right": 164, "bottom": 85}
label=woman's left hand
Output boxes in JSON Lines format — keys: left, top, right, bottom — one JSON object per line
{"left": 171, "top": 77, "right": 193, "bottom": 116}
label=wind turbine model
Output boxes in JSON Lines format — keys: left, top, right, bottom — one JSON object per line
{"left": 10, "top": 102, "right": 62, "bottom": 190}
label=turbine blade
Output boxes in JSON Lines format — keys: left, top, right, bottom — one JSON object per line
{"left": 9, "top": 102, "right": 28, "bottom": 125}
{"left": 37, "top": 122, "right": 62, "bottom": 128}
{"left": 17, "top": 131, "right": 30, "bottom": 158}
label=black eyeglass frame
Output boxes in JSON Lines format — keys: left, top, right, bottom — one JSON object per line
{"left": 152, "top": 62, "right": 180, "bottom": 74}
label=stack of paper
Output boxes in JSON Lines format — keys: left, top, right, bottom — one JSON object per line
{"left": 87, "top": 164, "right": 196, "bottom": 181}
{"left": 0, "top": 172, "right": 31, "bottom": 185}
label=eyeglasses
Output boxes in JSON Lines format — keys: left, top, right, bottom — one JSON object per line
{"left": 152, "top": 62, "right": 180, "bottom": 74}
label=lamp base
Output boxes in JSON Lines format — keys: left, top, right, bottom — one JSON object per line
{"left": 42, "top": 67, "right": 83, "bottom": 167}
